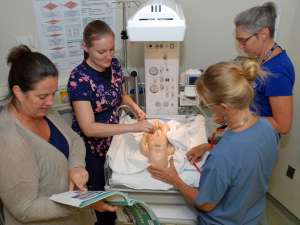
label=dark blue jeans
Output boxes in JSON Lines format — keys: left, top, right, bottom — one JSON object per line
{"left": 85, "top": 155, "right": 116, "bottom": 225}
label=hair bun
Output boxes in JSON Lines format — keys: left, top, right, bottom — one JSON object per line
{"left": 262, "top": 1, "right": 277, "bottom": 20}
{"left": 7, "top": 45, "right": 31, "bottom": 65}
{"left": 240, "top": 59, "right": 265, "bottom": 82}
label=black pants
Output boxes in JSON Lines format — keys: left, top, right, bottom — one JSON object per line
{"left": 85, "top": 155, "right": 116, "bottom": 225}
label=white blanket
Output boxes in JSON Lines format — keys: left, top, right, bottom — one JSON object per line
{"left": 107, "top": 115, "right": 208, "bottom": 190}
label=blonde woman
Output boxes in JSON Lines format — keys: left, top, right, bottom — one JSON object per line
{"left": 148, "top": 60, "right": 279, "bottom": 225}
{"left": 67, "top": 20, "right": 153, "bottom": 225}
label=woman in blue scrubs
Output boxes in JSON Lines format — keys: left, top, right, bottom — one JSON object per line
{"left": 234, "top": 2, "right": 295, "bottom": 134}
{"left": 148, "top": 59, "right": 279, "bottom": 225}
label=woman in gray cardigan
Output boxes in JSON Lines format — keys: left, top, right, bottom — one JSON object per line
{"left": 0, "top": 45, "right": 117, "bottom": 225}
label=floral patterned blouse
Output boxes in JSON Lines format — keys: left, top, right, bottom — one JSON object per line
{"left": 67, "top": 58, "right": 124, "bottom": 157}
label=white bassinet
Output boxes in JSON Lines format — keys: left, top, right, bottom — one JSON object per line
{"left": 106, "top": 114, "right": 208, "bottom": 190}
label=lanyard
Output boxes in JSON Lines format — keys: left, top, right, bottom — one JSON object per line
{"left": 260, "top": 42, "right": 280, "bottom": 64}
{"left": 208, "top": 124, "right": 227, "bottom": 148}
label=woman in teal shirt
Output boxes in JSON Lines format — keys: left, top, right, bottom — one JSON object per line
{"left": 148, "top": 59, "right": 279, "bottom": 225}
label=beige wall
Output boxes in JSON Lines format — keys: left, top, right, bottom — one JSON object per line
{"left": 0, "top": 1, "right": 39, "bottom": 93}
{"left": 0, "top": 0, "right": 299, "bottom": 218}
{"left": 268, "top": 0, "right": 300, "bottom": 218}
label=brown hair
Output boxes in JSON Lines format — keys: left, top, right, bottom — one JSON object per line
{"left": 83, "top": 20, "right": 114, "bottom": 59}
{"left": 6, "top": 45, "right": 58, "bottom": 98}
{"left": 196, "top": 59, "right": 265, "bottom": 110}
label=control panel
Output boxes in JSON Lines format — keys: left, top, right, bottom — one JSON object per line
{"left": 144, "top": 42, "right": 179, "bottom": 115}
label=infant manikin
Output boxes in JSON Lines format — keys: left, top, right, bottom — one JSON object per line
{"left": 140, "top": 120, "right": 175, "bottom": 169}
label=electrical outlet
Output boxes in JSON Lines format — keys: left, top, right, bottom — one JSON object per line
{"left": 286, "top": 165, "right": 295, "bottom": 179}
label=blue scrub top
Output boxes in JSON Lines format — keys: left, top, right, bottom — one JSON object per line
{"left": 252, "top": 50, "right": 295, "bottom": 117}
{"left": 196, "top": 118, "right": 279, "bottom": 225}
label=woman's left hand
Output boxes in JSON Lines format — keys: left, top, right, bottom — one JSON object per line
{"left": 69, "top": 167, "right": 89, "bottom": 191}
{"left": 147, "top": 158, "right": 179, "bottom": 185}
{"left": 186, "top": 143, "right": 211, "bottom": 164}
{"left": 91, "top": 201, "right": 119, "bottom": 212}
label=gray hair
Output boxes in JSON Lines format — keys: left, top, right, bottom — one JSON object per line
{"left": 234, "top": 2, "right": 277, "bottom": 37}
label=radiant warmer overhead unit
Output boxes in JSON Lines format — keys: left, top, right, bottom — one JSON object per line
{"left": 127, "top": 0, "right": 186, "bottom": 41}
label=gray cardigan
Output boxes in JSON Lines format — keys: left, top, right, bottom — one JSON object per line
{"left": 0, "top": 105, "right": 96, "bottom": 225}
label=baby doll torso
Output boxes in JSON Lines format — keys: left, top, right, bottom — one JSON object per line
{"left": 140, "top": 120, "right": 175, "bottom": 169}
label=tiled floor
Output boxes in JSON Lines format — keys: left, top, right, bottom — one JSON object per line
{"left": 266, "top": 194, "right": 300, "bottom": 225}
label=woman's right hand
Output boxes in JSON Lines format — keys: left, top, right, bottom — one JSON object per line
{"left": 132, "top": 120, "right": 154, "bottom": 133}
{"left": 186, "top": 143, "right": 211, "bottom": 164}
{"left": 68, "top": 167, "right": 89, "bottom": 191}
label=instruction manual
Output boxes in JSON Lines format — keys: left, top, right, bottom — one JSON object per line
{"left": 50, "top": 190, "right": 160, "bottom": 225}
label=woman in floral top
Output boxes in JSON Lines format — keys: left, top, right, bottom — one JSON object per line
{"left": 67, "top": 20, "right": 153, "bottom": 225}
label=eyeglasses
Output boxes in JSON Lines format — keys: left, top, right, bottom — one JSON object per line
{"left": 236, "top": 33, "right": 257, "bottom": 45}
{"left": 199, "top": 100, "right": 216, "bottom": 108}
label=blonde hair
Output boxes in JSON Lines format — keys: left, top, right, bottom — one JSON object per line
{"left": 196, "top": 59, "right": 265, "bottom": 110}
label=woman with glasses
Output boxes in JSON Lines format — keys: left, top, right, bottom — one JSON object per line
{"left": 148, "top": 59, "right": 279, "bottom": 225}
{"left": 187, "top": 0, "right": 295, "bottom": 187}
{"left": 234, "top": 1, "right": 295, "bottom": 134}
{"left": 67, "top": 20, "right": 153, "bottom": 225}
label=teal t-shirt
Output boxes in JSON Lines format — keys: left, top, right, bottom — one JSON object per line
{"left": 196, "top": 118, "right": 279, "bottom": 225}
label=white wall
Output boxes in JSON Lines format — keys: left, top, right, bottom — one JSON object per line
{"left": 0, "top": 0, "right": 299, "bottom": 218}
{"left": 0, "top": 1, "right": 39, "bottom": 94}
{"left": 0, "top": 0, "right": 129, "bottom": 95}
{"left": 268, "top": 0, "right": 300, "bottom": 218}
{"left": 127, "top": 0, "right": 296, "bottom": 76}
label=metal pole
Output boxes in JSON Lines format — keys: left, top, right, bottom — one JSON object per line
{"left": 122, "top": 1, "right": 128, "bottom": 70}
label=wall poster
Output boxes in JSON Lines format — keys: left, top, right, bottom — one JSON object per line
{"left": 33, "top": 0, "right": 115, "bottom": 72}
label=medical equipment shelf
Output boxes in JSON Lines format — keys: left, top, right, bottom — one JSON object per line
{"left": 105, "top": 185, "right": 197, "bottom": 225}
{"left": 105, "top": 185, "right": 185, "bottom": 205}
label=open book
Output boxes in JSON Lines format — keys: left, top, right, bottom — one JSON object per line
{"left": 50, "top": 190, "right": 160, "bottom": 225}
